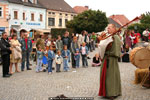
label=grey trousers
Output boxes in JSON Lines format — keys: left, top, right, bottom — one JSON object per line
{"left": 56, "top": 64, "right": 61, "bottom": 72}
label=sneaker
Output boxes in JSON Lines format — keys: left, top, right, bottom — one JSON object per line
{"left": 48, "top": 72, "right": 52, "bottom": 74}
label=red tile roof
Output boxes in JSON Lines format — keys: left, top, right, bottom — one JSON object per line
{"left": 73, "top": 6, "right": 89, "bottom": 14}
{"left": 109, "top": 15, "right": 130, "bottom": 26}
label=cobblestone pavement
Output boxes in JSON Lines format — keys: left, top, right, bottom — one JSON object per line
{"left": 0, "top": 48, "right": 150, "bottom": 100}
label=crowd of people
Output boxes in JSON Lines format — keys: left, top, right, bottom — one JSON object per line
{"left": 0, "top": 30, "right": 101, "bottom": 78}
{"left": 1, "top": 24, "right": 150, "bottom": 100}
{"left": 0, "top": 27, "right": 149, "bottom": 77}
{"left": 120, "top": 28, "right": 150, "bottom": 62}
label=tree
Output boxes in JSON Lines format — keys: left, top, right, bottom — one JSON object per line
{"left": 66, "top": 10, "right": 108, "bottom": 33}
{"left": 128, "top": 12, "right": 150, "bottom": 33}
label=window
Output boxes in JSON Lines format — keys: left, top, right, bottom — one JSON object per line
{"left": 23, "top": 12, "right": 25, "bottom": 20}
{"left": 31, "top": 13, "right": 34, "bottom": 21}
{"left": 65, "top": 19, "right": 68, "bottom": 25}
{"left": 59, "top": 18, "right": 62, "bottom": 26}
{"left": 0, "top": 7, "right": 3, "bottom": 17}
{"left": 71, "top": 14, "right": 74, "bottom": 17}
{"left": 60, "top": 13, "right": 62, "bottom": 15}
{"left": 48, "top": 12, "right": 51, "bottom": 14}
{"left": 65, "top": 14, "right": 68, "bottom": 16}
{"left": 52, "top": 12, "right": 55, "bottom": 15}
{"left": 14, "top": 11, "right": 18, "bottom": 19}
{"left": 48, "top": 18, "right": 55, "bottom": 26}
{"left": 40, "top": 14, "right": 43, "bottom": 21}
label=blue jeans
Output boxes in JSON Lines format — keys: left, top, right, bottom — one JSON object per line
{"left": 82, "top": 55, "right": 88, "bottom": 67}
{"left": 36, "top": 59, "right": 42, "bottom": 72}
{"left": 48, "top": 60, "right": 53, "bottom": 72}
{"left": 63, "top": 58, "right": 69, "bottom": 71}
{"left": 75, "top": 59, "right": 80, "bottom": 68}
{"left": 21, "top": 50, "right": 30, "bottom": 70}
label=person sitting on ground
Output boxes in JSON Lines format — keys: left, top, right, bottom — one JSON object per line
{"left": 92, "top": 54, "right": 101, "bottom": 67}
{"left": 121, "top": 45, "right": 131, "bottom": 62}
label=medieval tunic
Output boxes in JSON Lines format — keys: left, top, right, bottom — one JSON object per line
{"left": 99, "top": 35, "right": 122, "bottom": 97}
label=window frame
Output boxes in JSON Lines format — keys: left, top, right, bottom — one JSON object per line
{"left": 23, "top": 12, "right": 25, "bottom": 20}
{"left": 40, "top": 14, "right": 43, "bottom": 21}
{"left": 31, "top": 13, "right": 34, "bottom": 21}
{"left": 14, "top": 11, "right": 18, "bottom": 20}
{"left": 65, "top": 19, "right": 68, "bottom": 26}
{"left": 59, "top": 18, "right": 62, "bottom": 27}
{"left": 48, "top": 17, "right": 55, "bottom": 26}
{"left": 0, "top": 6, "right": 3, "bottom": 18}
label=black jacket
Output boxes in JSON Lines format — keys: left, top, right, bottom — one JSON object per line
{"left": 0, "top": 38, "right": 11, "bottom": 56}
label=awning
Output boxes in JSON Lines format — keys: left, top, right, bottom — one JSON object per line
{"left": 0, "top": 27, "right": 5, "bottom": 31}
{"left": 0, "top": 27, "right": 5, "bottom": 35}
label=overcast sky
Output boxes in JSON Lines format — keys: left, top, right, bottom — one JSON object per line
{"left": 65, "top": 0, "right": 150, "bottom": 20}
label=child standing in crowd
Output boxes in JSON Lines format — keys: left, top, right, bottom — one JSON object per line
{"left": 74, "top": 49, "right": 80, "bottom": 68}
{"left": 61, "top": 45, "right": 70, "bottom": 72}
{"left": 55, "top": 50, "right": 63, "bottom": 72}
{"left": 48, "top": 46, "right": 55, "bottom": 74}
{"left": 80, "top": 42, "right": 88, "bottom": 67}
{"left": 36, "top": 46, "right": 44, "bottom": 72}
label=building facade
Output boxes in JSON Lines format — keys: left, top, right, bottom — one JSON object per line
{"left": 0, "top": 1, "right": 9, "bottom": 35}
{"left": 46, "top": 10, "right": 75, "bottom": 29}
{"left": 39, "top": 0, "right": 77, "bottom": 30}
{"left": 1, "top": 0, "right": 46, "bottom": 36}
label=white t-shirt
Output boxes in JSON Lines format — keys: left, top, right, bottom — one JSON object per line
{"left": 82, "top": 47, "right": 86, "bottom": 55}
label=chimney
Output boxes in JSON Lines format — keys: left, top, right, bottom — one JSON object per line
{"left": 85, "top": 6, "right": 89, "bottom": 9}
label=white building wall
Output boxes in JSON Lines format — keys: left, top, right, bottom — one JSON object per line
{"left": 9, "top": 3, "right": 46, "bottom": 31}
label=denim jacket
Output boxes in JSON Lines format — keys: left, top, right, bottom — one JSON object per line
{"left": 80, "top": 46, "right": 88, "bottom": 55}
{"left": 21, "top": 38, "right": 32, "bottom": 52}
{"left": 61, "top": 50, "right": 70, "bottom": 59}
{"left": 48, "top": 50, "right": 55, "bottom": 61}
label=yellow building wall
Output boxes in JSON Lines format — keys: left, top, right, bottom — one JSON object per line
{"left": 46, "top": 10, "right": 77, "bottom": 30}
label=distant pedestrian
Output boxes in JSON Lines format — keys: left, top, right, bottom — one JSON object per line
{"left": 62, "top": 31, "right": 71, "bottom": 50}
{"left": 56, "top": 35, "right": 63, "bottom": 51}
{"left": 20, "top": 32, "right": 32, "bottom": 71}
{"left": 71, "top": 36, "right": 80, "bottom": 68}
{"left": 74, "top": 49, "right": 80, "bottom": 68}
{"left": 0, "top": 32, "right": 12, "bottom": 78}
{"left": 55, "top": 50, "right": 63, "bottom": 72}
{"left": 61, "top": 45, "right": 70, "bottom": 72}
{"left": 36, "top": 46, "right": 44, "bottom": 73}
{"left": 9, "top": 34, "right": 22, "bottom": 74}
{"left": 142, "top": 28, "right": 149, "bottom": 42}
{"left": 48, "top": 46, "right": 55, "bottom": 74}
{"left": 80, "top": 42, "right": 88, "bottom": 67}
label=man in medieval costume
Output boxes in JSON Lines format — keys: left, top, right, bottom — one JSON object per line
{"left": 99, "top": 24, "right": 122, "bottom": 100}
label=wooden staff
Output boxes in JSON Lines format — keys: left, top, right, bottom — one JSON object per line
{"left": 100, "top": 16, "right": 140, "bottom": 40}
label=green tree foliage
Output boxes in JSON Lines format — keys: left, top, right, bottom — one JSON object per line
{"left": 66, "top": 10, "right": 108, "bottom": 33}
{"left": 128, "top": 12, "right": 150, "bottom": 33}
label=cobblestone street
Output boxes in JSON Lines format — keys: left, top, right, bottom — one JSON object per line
{"left": 0, "top": 49, "right": 150, "bottom": 100}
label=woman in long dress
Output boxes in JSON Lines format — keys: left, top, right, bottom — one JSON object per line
{"left": 9, "top": 34, "right": 22, "bottom": 74}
